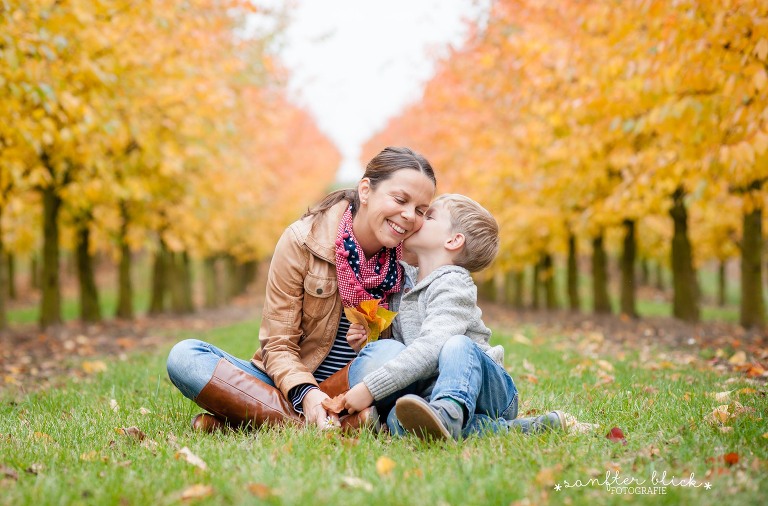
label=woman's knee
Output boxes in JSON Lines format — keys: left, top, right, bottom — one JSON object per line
{"left": 166, "top": 339, "right": 205, "bottom": 377}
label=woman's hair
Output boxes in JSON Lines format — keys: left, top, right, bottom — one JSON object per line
{"left": 302, "top": 146, "right": 436, "bottom": 218}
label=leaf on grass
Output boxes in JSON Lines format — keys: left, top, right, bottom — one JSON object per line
{"left": 180, "top": 484, "right": 213, "bottom": 501}
{"left": 745, "top": 363, "right": 767, "bottom": 378}
{"left": 534, "top": 464, "right": 562, "bottom": 487}
{"left": 80, "top": 451, "right": 98, "bottom": 461}
{"left": 82, "top": 361, "right": 107, "bottom": 374}
{"left": 109, "top": 399, "right": 119, "bottom": 412}
{"left": 762, "top": 433, "right": 768, "bottom": 439}
{"left": 247, "top": 483, "right": 274, "bottom": 499}
{"left": 33, "top": 432, "right": 54, "bottom": 442}
{"left": 321, "top": 394, "right": 346, "bottom": 414}
{"left": 139, "top": 407, "right": 152, "bottom": 415}
{"left": 512, "top": 333, "right": 531, "bottom": 345}
{"left": 116, "top": 426, "right": 146, "bottom": 441}
{"left": 340, "top": 476, "right": 373, "bottom": 492}
{"left": 723, "top": 452, "right": 739, "bottom": 466}
{"left": 376, "top": 456, "right": 396, "bottom": 477}
{"left": 404, "top": 468, "right": 424, "bottom": 479}
{"left": 707, "top": 390, "right": 733, "bottom": 403}
{"left": 1, "top": 465, "right": 18, "bottom": 481}
{"left": 705, "top": 401, "right": 755, "bottom": 426}
{"left": 522, "top": 359, "right": 535, "bottom": 373}
{"left": 728, "top": 351, "right": 747, "bottom": 365}
{"left": 25, "top": 463, "right": 44, "bottom": 475}
{"left": 606, "top": 427, "right": 627, "bottom": 445}
{"left": 176, "top": 447, "right": 208, "bottom": 471}
{"left": 597, "top": 360, "right": 614, "bottom": 372}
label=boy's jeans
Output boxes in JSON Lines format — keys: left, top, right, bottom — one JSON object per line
{"left": 387, "top": 335, "right": 520, "bottom": 438}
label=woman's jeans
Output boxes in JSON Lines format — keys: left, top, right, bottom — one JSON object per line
{"left": 166, "top": 336, "right": 520, "bottom": 436}
{"left": 166, "top": 338, "right": 412, "bottom": 418}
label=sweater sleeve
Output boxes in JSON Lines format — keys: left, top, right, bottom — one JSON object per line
{"left": 362, "top": 273, "right": 477, "bottom": 400}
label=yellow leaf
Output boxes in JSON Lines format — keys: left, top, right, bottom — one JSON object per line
{"left": 753, "top": 67, "right": 767, "bottom": 91}
{"left": 340, "top": 476, "right": 373, "bottom": 491}
{"left": 728, "top": 351, "right": 748, "bottom": 365}
{"left": 176, "top": 447, "right": 208, "bottom": 471}
{"left": 376, "top": 456, "right": 396, "bottom": 476}
{"left": 82, "top": 360, "right": 107, "bottom": 374}
{"left": 180, "top": 484, "right": 213, "bottom": 501}
{"left": 755, "top": 38, "right": 768, "bottom": 61}
{"left": 247, "top": 483, "right": 273, "bottom": 499}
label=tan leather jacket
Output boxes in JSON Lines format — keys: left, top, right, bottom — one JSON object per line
{"left": 251, "top": 201, "right": 348, "bottom": 399}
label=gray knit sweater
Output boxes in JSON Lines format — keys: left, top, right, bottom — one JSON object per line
{"left": 363, "top": 263, "right": 505, "bottom": 400}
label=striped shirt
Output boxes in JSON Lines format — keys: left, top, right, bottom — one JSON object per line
{"left": 289, "top": 313, "right": 357, "bottom": 413}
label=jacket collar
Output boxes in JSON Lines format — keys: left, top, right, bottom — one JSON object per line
{"left": 304, "top": 200, "right": 349, "bottom": 263}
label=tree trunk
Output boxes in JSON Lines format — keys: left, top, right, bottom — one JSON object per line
{"left": 740, "top": 206, "right": 765, "bottom": 327}
{"left": 40, "top": 187, "right": 62, "bottom": 327}
{"left": 567, "top": 233, "right": 580, "bottom": 311}
{"left": 76, "top": 224, "right": 102, "bottom": 323}
{"left": 30, "top": 253, "right": 40, "bottom": 290}
{"left": 181, "top": 251, "right": 194, "bottom": 312}
{"left": 717, "top": 260, "right": 727, "bottom": 307}
{"left": 148, "top": 239, "right": 169, "bottom": 315}
{"left": 0, "top": 215, "right": 6, "bottom": 330}
{"left": 654, "top": 261, "right": 665, "bottom": 291}
{"left": 513, "top": 270, "right": 525, "bottom": 309}
{"left": 541, "top": 253, "right": 558, "bottom": 310}
{"left": 670, "top": 187, "right": 700, "bottom": 322}
{"left": 241, "top": 260, "right": 258, "bottom": 292}
{"left": 620, "top": 219, "right": 638, "bottom": 318}
{"left": 640, "top": 258, "right": 650, "bottom": 286}
{"left": 203, "top": 256, "right": 220, "bottom": 309}
{"left": 224, "top": 254, "right": 238, "bottom": 302}
{"left": 116, "top": 204, "right": 134, "bottom": 319}
{"left": 531, "top": 263, "right": 540, "bottom": 310}
{"left": 7, "top": 253, "right": 15, "bottom": 300}
{"left": 592, "top": 234, "right": 612, "bottom": 314}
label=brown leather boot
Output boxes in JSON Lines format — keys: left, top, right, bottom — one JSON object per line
{"left": 191, "top": 413, "right": 227, "bottom": 432}
{"left": 318, "top": 362, "right": 382, "bottom": 433}
{"left": 193, "top": 358, "right": 302, "bottom": 430}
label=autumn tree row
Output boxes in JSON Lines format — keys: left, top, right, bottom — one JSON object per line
{"left": 363, "top": 0, "right": 768, "bottom": 327}
{"left": 0, "top": 0, "right": 340, "bottom": 328}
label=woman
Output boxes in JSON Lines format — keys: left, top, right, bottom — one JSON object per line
{"left": 166, "top": 146, "right": 437, "bottom": 431}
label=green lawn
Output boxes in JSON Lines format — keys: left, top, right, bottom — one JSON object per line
{"left": 1, "top": 320, "right": 765, "bottom": 505}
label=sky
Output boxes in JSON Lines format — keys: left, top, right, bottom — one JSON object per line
{"left": 278, "top": 0, "right": 489, "bottom": 183}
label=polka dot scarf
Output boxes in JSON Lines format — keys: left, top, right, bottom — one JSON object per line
{"left": 335, "top": 204, "right": 403, "bottom": 308}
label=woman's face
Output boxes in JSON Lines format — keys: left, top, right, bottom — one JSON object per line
{"left": 354, "top": 169, "right": 436, "bottom": 257}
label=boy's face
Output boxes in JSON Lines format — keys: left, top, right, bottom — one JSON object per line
{"left": 403, "top": 201, "right": 454, "bottom": 253}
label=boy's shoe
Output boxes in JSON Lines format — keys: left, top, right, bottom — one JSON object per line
{"left": 395, "top": 395, "right": 462, "bottom": 441}
{"left": 534, "top": 411, "right": 599, "bottom": 434}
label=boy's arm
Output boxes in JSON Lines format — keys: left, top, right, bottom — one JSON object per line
{"left": 362, "top": 273, "right": 479, "bottom": 400}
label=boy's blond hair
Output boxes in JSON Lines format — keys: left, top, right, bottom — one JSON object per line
{"left": 434, "top": 194, "right": 499, "bottom": 272}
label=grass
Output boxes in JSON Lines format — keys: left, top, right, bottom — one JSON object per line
{"left": 1, "top": 320, "right": 766, "bottom": 506}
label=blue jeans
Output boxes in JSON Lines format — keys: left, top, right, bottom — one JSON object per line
{"left": 166, "top": 338, "right": 410, "bottom": 412}
{"left": 386, "top": 335, "right": 519, "bottom": 438}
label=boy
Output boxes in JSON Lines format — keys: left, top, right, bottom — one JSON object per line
{"left": 344, "top": 194, "right": 594, "bottom": 440}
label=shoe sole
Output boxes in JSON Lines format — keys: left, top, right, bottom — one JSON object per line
{"left": 395, "top": 396, "right": 452, "bottom": 441}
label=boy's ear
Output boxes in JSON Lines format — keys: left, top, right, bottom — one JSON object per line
{"left": 444, "top": 233, "right": 465, "bottom": 252}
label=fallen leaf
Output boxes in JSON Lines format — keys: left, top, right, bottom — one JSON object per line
{"left": 723, "top": 453, "right": 739, "bottom": 466}
{"left": 763, "top": 433, "right": 768, "bottom": 439}
{"left": 176, "top": 447, "right": 208, "bottom": 471}
{"left": 33, "top": 432, "right": 54, "bottom": 442}
{"left": 82, "top": 361, "right": 107, "bottom": 374}
{"left": 708, "top": 391, "right": 733, "bottom": 403}
{"left": 745, "top": 364, "right": 767, "bottom": 378}
{"left": 404, "top": 468, "right": 424, "bottom": 479}
{"left": 606, "top": 427, "right": 627, "bottom": 445}
{"left": 597, "top": 360, "right": 614, "bottom": 372}
{"left": 180, "top": 484, "right": 213, "bottom": 501}
{"left": 247, "top": 483, "right": 273, "bottom": 499}
{"left": 25, "top": 463, "right": 44, "bottom": 475}
{"left": 80, "top": 451, "right": 98, "bottom": 461}
{"left": 109, "top": 399, "right": 119, "bottom": 412}
{"left": 139, "top": 407, "right": 152, "bottom": 415}
{"left": 512, "top": 333, "right": 531, "bottom": 345}
{"left": 728, "top": 351, "right": 748, "bottom": 365}
{"left": 1, "top": 465, "right": 18, "bottom": 481}
{"left": 737, "top": 388, "right": 757, "bottom": 395}
{"left": 522, "top": 359, "right": 535, "bottom": 373}
{"left": 705, "top": 405, "right": 731, "bottom": 425}
{"left": 340, "top": 476, "right": 373, "bottom": 492}
{"left": 535, "top": 465, "right": 561, "bottom": 487}
{"left": 321, "top": 394, "right": 346, "bottom": 414}
{"left": 376, "top": 456, "right": 396, "bottom": 476}
{"left": 116, "top": 427, "right": 146, "bottom": 441}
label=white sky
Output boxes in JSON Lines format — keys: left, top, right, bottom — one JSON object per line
{"left": 278, "top": 0, "right": 489, "bottom": 183}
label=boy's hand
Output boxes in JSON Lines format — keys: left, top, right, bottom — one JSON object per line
{"left": 344, "top": 383, "right": 374, "bottom": 414}
{"left": 346, "top": 323, "right": 368, "bottom": 353}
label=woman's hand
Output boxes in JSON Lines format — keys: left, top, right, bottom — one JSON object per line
{"left": 302, "top": 389, "right": 340, "bottom": 429}
{"left": 344, "top": 383, "right": 374, "bottom": 414}
{"left": 346, "top": 323, "right": 368, "bottom": 353}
